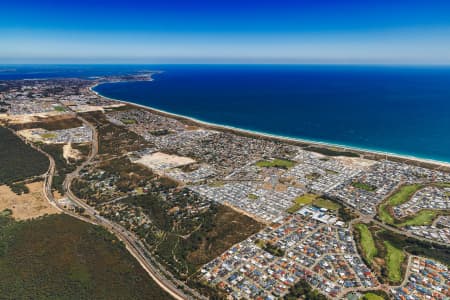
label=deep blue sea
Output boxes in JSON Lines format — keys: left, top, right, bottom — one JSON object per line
{"left": 2, "top": 65, "right": 450, "bottom": 162}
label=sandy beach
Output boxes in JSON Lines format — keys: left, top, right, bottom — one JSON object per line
{"left": 89, "top": 83, "right": 450, "bottom": 171}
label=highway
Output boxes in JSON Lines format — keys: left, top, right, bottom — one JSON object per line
{"left": 39, "top": 116, "right": 201, "bottom": 300}
{"left": 30, "top": 114, "right": 449, "bottom": 300}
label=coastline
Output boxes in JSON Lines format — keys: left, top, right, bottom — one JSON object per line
{"left": 89, "top": 82, "right": 450, "bottom": 171}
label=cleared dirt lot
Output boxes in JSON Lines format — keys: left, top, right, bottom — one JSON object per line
{"left": 0, "top": 181, "right": 59, "bottom": 220}
{"left": 135, "top": 151, "right": 196, "bottom": 171}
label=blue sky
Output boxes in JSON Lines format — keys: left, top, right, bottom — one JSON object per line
{"left": 1, "top": 0, "right": 450, "bottom": 64}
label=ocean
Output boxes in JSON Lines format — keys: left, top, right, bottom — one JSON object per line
{"left": 2, "top": 65, "right": 450, "bottom": 162}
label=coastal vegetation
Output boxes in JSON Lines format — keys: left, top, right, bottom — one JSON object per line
{"left": 305, "top": 146, "right": 359, "bottom": 157}
{"left": 0, "top": 127, "right": 49, "bottom": 187}
{"left": 0, "top": 213, "right": 170, "bottom": 299}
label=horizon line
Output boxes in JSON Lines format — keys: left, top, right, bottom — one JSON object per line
{"left": 2, "top": 62, "right": 450, "bottom": 67}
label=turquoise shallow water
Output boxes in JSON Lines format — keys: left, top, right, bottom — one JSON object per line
{"left": 2, "top": 64, "right": 450, "bottom": 163}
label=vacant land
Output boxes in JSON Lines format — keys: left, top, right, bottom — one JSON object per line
{"left": 80, "top": 111, "right": 152, "bottom": 157}
{"left": 73, "top": 156, "right": 172, "bottom": 205}
{"left": 136, "top": 151, "right": 196, "bottom": 171}
{"left": 158, "top": 203, "right": 263, "bottom": 276}
{"left": 355, "top": 223, "right": 377, "bottom": 263}
{"left": 185, "top": 205, "right": 264, "bottom": 269}
{"left": 8, "top": 115, "right": 82, "bottom": 130}
{"left": 384, "top": 241, "right": 406, "bottom": 283}
{"left": 118, "top": 192, "right": 264, "bottom": 278}
{"left": 0, "top": 214, "right": 170, "bottom": 299}
{"left": 41, "top": 143, "right": 79, "bottom": 194}
{"left": 63, "top": 143, "right": 82, "bottom": 162}
{"left": 256, "top": 158, "right": 295, "bottom": 169}
{"left": 0, "top": 127, "right": 49, "bottom": 185}
{"left": 0, "top": 181, "right": 59, "bottom": 220}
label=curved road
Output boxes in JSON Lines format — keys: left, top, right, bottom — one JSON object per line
{"left": 26, "top": 114, "right": 449, "bottom": 300}
{"left": 39, "top": 116, "right": 198, "bottom": 300}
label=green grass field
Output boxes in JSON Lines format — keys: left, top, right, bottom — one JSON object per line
{"left": 255, "top": 158, "right": 295, "bottom": 169}
{"left": 378, "top": 184, "right": 423, "bottom": 225}
{"left": 248, "top": 193, "right": 259, "bottom": 200}
{"left": 352, "top": 181, "right": 376, "bottom": 192}
{"left": 287, "top": 194, "right": 341, "bottom": 213}
{"left": 355, "top": 223, "right": 377, "bottom": 263}
{"left": 384, "top": 241, "right": 406, "bottom": 283}
{"left": 388, "top": 184, "right": 423, "bottom": 206}
{"left": 208, "top": 181, "right": 225, "bottom": 187}
{"left": 41, "top": 133, "right": 57, "bottom": 139}
{"left": 378, "top": 203, "right": 395, "bottom": 224}
{"left": 435, "top": 182, "right": 450, "bottom": 188}
{"left": 361, "top": 292, "right": 385, "bottom": 300}
{"left": 313, "top": 198, "right": 341, "bottom": 210}
{"left": 53, "top": 106, "right": 66, "bottom": 112}
{"left": 287, "top": 193, "right": 317, "bottom": 213}
{"left": 121, "top": 118, "right": 137, "bottom": 124}
{"left": 399, "top": 210, "right": 437, "bottom": 227}
{"left": 378, "top": 183, "right": 443, "bottom": 227}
